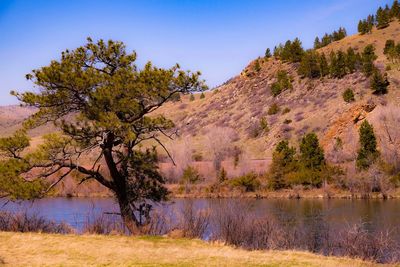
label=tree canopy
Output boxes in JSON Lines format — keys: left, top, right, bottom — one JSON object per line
{"left": 0, "top": 38, "right": 206, "bottom": 233}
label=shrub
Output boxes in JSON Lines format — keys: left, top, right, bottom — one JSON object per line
{"left": 0, "top": 211, "right": 72, "bottom": 234}
{"left": 282, "top": 107, "right": 291, "bottom": 114}
{"left": 371, "top": 71, "right": 389, "bottom": 95}
{"left": 192, "top": 153, "right": 203, "bottom": 162}
{"left": 181, "top": 166, "right": 202, "bottom": 184}
{"left": 200, "top": 92, "right": 205, "bottom": 99}
{"left": 271, "top": 70, "right": 292, "bottom": 96}
{"left": 189, "top": 94, "right": 195, "bottom": 101}
{"left": 267, "top": 103, "right": 280, "bottom": 115}
{"left": 342, "top": 88, "right": 355, "bottom": 102}
{"left": 283, "top": 119, "right": 292, "bottom": 124}
{"left": 254, "top": 59, "right": 261, "bottom": 72}
{"left": 284, "top": 168, "right": 324, "bottom": 187}
{"left": 230, "top": 173, "right": 260, "bottom": 192}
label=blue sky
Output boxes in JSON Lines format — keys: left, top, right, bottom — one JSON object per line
{"left": 0, "top": 0, "right": 393, "bottom": 105}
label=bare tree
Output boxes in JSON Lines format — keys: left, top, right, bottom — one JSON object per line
{"left": 205, "top": 126, "right": 238, "bottom": 171}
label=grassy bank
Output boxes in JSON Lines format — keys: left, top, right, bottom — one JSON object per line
{"left": 0, "top": 232, "right": 384, "bottom": 266}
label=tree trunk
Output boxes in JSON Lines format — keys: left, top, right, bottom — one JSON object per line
{"left": 116, "top": 191, "right": 140, "bottom": 235}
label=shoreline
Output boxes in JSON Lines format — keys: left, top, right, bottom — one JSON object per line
{"left": 50, "top": 187, "right": 400, "bottom": 200}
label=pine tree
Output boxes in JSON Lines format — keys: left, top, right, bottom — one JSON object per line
{"left": 376, "top": 6, "right": 390, "bottom": 29}
{"left": 358, "top": 20, "right": 366, "bottom": 34}
{"left": 321, "top": 33, "right": 331, "bottom": 47}
{"left": 391, "top": 0, "right": 400, "bottom": 18}
{"left": 346, "top": 47, "right": 357, "bottom": 73}
{"left": 290, "top": 38, "right": 304, "bottom": 62}
{"left": 299, "top": 133, "right": 325, "bottom": 171}
{"left": 254, "top": 59, "right": 261, "bottom": 72}
{"left": 356, "top": 120, "right": 378, "bottom": 169}
{"left": 370, "top": 70, "right": 389, "bottom": 95}
{"left": 314, "top": 37, "right": 321, "bottom": 49}
{"left": 189, "top": 94, "right": 195, "bottom": 101}
{"left": 0, "top": 38, "right": 206, "bottom": 234}
{"left": 268, "top": 140, "right": 296, "bottom": 190}
{"left": 265, "top": 48, "right": 272, "bottom": 58}
{"left": 361, "top": 44, "right": 377, "bottom": 77}
{"left": 318, "top": 53, "right": 329, "bottom": 77}
{"left": 298, "top": 50, "right": 320, "bottom": 78}
{"left": 383, "top": 39, "right": 395, "bottom": 55}
{"left": 200, "top": 92, "right": 205, "bottom": 99}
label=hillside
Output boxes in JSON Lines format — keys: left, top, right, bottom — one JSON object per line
{"left": 155, "top": 21, "right": 400, "bottom": 162}
{"left": 1, "top": 21, "right": 400, "bottom": 189}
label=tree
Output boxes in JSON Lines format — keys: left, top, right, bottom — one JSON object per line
{"left": 376, "top": 6, "right": 390, "bottom": 29}
{"left": 0, "top": 38, "right": 206, "bottom": 234}
{"left": 265, "top": 48, "right": 272, "bottom": 58}
{"left": 345, "top": 47, "right": 358, "bottom": 73}
{"left": 391, "top": 0, "right": 400, "bottom": 19}
{"left": 314, "top": 37, "right": 321, "bottom": 49}
{"left": 330, "top": 50, "right": 347, "bottom": 78}
{"left": 384, "top": 39, "right": 395, "bottom": 55}
{"left": 361, "top": 44, "right": 377, "bottom": 77}
{"left": 370, "top": 70, "right": 389, "bottom": 95}
{"left": 299, "top": 50, "right": 320, "bottom": 78}
{"left": 356, "top": 120, "right": 378, "bottom": 169}
{"left": 299, "top": 133, "right": 325, "bottom": 171}
{"left": 200, "top": 92, "right": 205, "bottom": 99}
{"left": 290, "top": 38, "right": 304, "bottom": 62}
{"left": 268, "top": 140, "right": 296, "bottom": 190}
{"left": 318, "top": 53, "right": 329, "bottom": 77}
{"left": 189, "top": 94, "right": 195, "bottom": 101}
{"left": 358, "top": 20, "right": 366, "bottom": 34}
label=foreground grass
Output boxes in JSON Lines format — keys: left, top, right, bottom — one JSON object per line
{"left": 0, "top": 232, "right": 385, "bottom": 266}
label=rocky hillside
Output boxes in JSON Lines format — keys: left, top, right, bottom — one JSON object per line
{"left": 154, "top": 21, "right": 400, "bottom": 165}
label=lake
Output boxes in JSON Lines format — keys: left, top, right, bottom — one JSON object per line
{"left": 1, "top": 197, "right": 400, "bottom": 239}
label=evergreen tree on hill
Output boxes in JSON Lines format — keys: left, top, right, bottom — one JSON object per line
{"left": 376, "top": 6, "right": 390, "bottom": 29}
{"left": 361, "top": 44, "right": 377, "bottom": 77}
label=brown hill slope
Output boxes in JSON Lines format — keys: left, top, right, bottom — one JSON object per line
{"left": 155, "top": 21, "right": 400, "bottom": 164}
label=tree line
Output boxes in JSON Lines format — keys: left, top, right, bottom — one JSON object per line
{"left": 268, "top": 120, "right": 380, "bottom": 190}
{"left": 358, "top": 0, "right": 400, "bottom": 34}
{"left": 314, "top": 27, "right": 347, "bottom": 49}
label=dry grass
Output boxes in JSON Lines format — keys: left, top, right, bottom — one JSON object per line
{"left": 0, "top": 232, "right": 384, "bottom": 266}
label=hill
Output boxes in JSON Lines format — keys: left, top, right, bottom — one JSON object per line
{"left": 153, "top": 21, "right": 400, "bottom": 176}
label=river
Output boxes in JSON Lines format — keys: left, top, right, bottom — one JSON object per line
{"left": 1, "top": 198, "right": 400, "bottom": 236}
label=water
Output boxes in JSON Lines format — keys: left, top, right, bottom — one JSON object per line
{"left": 1, "top": 198, "right": 400, "bottom": 237}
